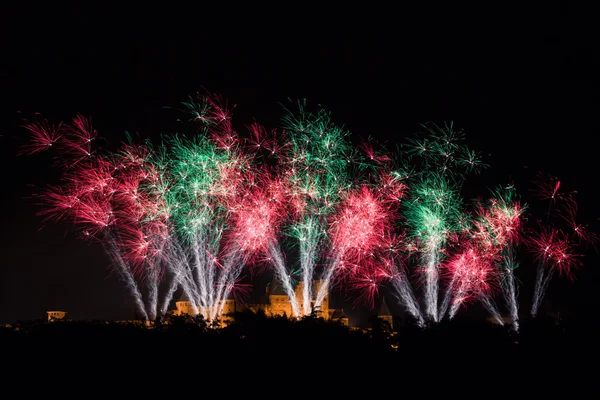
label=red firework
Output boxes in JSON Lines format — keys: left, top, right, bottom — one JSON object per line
{"left": 329, "top": 186, "right": 390, "bottom": 263}
{"left": 470, "top": 196, "right": 524, "bottom": 254}
{"left": 377, "top": 170, "right": 409, "bottom": 204}
{"left": 19, "top": 117, "right": 64, "bottom": 155}
{"left": 228, "top": 173, "right": 288, "bottom": 261}
{"left": 533, "top": 172, "right": 564, "bottom": 203}
{"left": 59, "top": 114, "right": 98, "bottom": 165}
{"left": 559, "top": 196, "right": 599, "bottom": 249}
{"left": 526, "top": 173, "right": 594, "bottom": 281}
{"left": 528, "top": 227, "right": 582, "bottom": 279}
{"left": 443, "top": 246, "right": 497, "bottom": 306}
{"left": 245, "top": 122, "right": 278, "bottom": 157}
{"left": 349, "top": 265, "right": 394, "bottom": 308}
{"left": 27, "top": 116, "right": 172, "bottom": 274}
{"left": 359, "top": 141, "right": 392, "bottom": 164}
{"left": 327, "top": 184, "right": 400, "bottom": 308}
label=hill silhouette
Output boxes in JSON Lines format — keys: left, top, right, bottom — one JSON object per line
{"left": 1, "top": 311, "right": 597, "bottom": 396}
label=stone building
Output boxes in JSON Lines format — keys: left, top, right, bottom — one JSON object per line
{"left": 377, "top": 298, "right": 394, "bottom": 331}
{"left": 172, "top": 278, "right": 349, "bottom": 326}
{"left": 46, "top": 311, "right": 67, "bottom": 322}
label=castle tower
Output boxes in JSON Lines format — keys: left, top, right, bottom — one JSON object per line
{"left": 173, "top": 294, "right": 236, "bottom": 326}
{"left": 174, "top": 300, "right": 196, "bottom": 316}
{"left": 219, "top": 299, "right": 236, "bottom": 326}
{"left": 378, "top": 298, "right": 394, "bottom": 331}
{"left": 267, "top": 277, "right": 292, "bottom": 317}
{"left": 312, "top": 279, "right": 329, "bottom": 319}
{"left": 294, "top": 280, "right": 305, "bottom": 314}
{"left": 47, "top": 311, "right": 67, "bottom": 322}
{"left": 221, "top": 299, "right": 235, "bottom": 316}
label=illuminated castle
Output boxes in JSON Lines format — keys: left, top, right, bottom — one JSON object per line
{"left": 172, "top": 278, "right": 349, "bottom": 326}
{"left": 47, "top": 311, "right": 67, "bottom": 322}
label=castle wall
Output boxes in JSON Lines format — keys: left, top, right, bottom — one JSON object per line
{"left": 171, "top": 279, "right": 348, "bottom": 325}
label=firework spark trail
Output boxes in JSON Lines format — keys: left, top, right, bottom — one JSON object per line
{"left": 193, "top": 236, "right": 208, "bottom": 310}
{"left": 229, "top": 175, "right": 302, "bottom": 317}
{"left": 390, "top": 268, "right": 424, "bottom": 327}
{"left": 213, "top": 251, "right": 246, "bottom": 320}
{"left": 480, "top": 293, "right": 504, "bottom": 326}
{"left": 529, "top": 174, "right": 568, "bottom": 318}
{"left": 314, "top": 251, "right": 342, "bottom": 310}
{"left": 436, "top": 184, "right": 523, "bottom": 325}
{"left": 298, "top": 217, "right": 320, "bottom": 315}
{"left": 106, "top": 238, "right": 148, "bottom": 320}
{"left": 404, "top": 176, "right": 461, "bottom": 323}
{"left": 500, "top": 254, "right": 520, "bottom": 331}
{"left": 468, "top": 186, "right": 524, "bottom": 329}
{"left": 424, "top": 248, "right": 441, "bottom": 322}
{"left": 444, "top": 245, "right": 497, "bottom": 323}
{"left": 443, "top": 250, "right": 503, "bottom": 324}
{"left": 145, "top": 268, "right": 160, "bottom": 321}
{"left": 369, "top": 168, "right": 423, "bottom": 322}
{"left": 20, "top": 109, "right": 251, "bottom": 322}
{"left": 112, "top": 148, "right": 173, "bottom": 321}
{"left": 316, "top": 186, "right": 389, "bottom": 310}
{"left": 448, "top": 289, "right": 464, "bottom": 320}
{"left": 195, "top": 229, "right": 229, "bottom": 317}
{"left": 159, "top": 94, "right": 259, "bottom": 322}
{"left": 21, "top": 115, "right": 173, "bottom": 321}
{"left": 446, "top": 288, "right": 504, "bottom": 326}
{"left": 279, "top": 101, "right": 359, "bottom": 316}
{"left": 529, "top": 234, "right": 575, "bottom": 319}
{"left": 160, "top": 262, "right": 189, "bottom": 317}
{"left": 438, "top": 274, "right": 457, "bottom": 320}
{"left": 268, "top": 242, "right": 301, "bottom": 316}
{"left": 403, "top": 123, "right": 485, "bottom": 324}
{"left": 23, "top": 97, "right": 597, "bottom": 329}
{"left": 142, "top": 233, "right": 174, "bottom": 321}
{"left": 163, "top": 204, "right": 241, "bottom": 321}
{"left": 531, "top": 263, "right": 555, "bottom": 318}
{"left": 157, "top": 200, "right": 245, "bottom": 322}
{"left": 527, "top": 173, "right": 591, "bottom": 318}
{"left": 161, "top": 240, "right": 200, "bottom": 315}
{"left": 446, "top": 277, "right": 473, "bottom": 320}
{"left": 190, "top": 231, "right": 213, "bottom": 314}
{"left": 290, "top": 217, "right": 325, "bottom": 315}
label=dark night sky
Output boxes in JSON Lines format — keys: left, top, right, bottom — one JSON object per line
{"left": 1, "top": 3, "right": 598, "bottom": 325}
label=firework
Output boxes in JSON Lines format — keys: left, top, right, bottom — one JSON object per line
{"left": 20, "top": 95, "right": 596, "bottom": 330}
{"left": 527, "top": 174, "right": 593, "bottom": 318}
{"left": 320, "top": 185, "right": 391, "bottom": 309}
{"left": 273, "top": 100, "right": 362, "bottom": 317}
{"left": 156, "top": 93, "right": 269, "bottom": 322}
{"left": 27, "top": 115, "right": 170, "bottom": 320}
{"left": 401, "top": 122, "right": 485, "bottom": 323}
{"left": 22, "top": 93, "right": 263, "bottom": 323}
{"left": 228, "top": 172, "right": 302, "bottom": 316}
{"left": 477, "top": 185, "right": 524, "bottom": 330}
{"left": 18, "top": 117, "right": 63, "bottom": 155}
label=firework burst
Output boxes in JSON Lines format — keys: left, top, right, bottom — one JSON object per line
{"left": 19, "top": 95, "right": 597, "bottom": 330}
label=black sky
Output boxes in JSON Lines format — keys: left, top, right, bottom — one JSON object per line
{"left": 1, "top": 3, "right": 598, "bottom": 325}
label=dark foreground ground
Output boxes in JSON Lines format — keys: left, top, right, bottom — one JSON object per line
{"left": 1, "top": 311, "right": 597, "bottom": 396}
